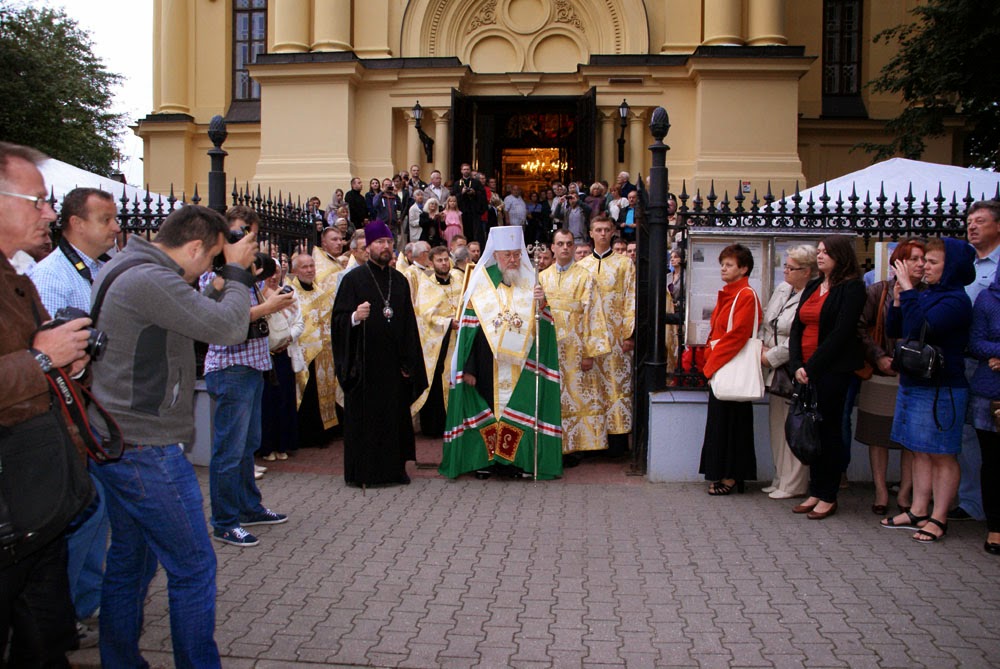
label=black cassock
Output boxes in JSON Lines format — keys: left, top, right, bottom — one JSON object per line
{"left": 331, "top": 261, "right": 428, "bottom": 485}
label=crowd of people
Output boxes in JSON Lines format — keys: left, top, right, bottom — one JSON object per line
{"left": 697, "top": 200, "right": 1000, "bottom": 557}
{"left": 2, "top": 134, "right": 997, "bottom": 668}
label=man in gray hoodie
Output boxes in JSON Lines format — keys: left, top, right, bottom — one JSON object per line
{"left": 88, "top": 205, "right": 257, "bottom": 669}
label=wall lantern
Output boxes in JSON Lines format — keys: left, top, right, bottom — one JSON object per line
{"left": 617, "top": 99, "right": 630, "bottom": 163}
{"left": 412, "top": 101, "right": 435, "bottom": 163}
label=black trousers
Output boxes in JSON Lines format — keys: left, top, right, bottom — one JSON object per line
{"left": 975, "top": 429, "right": 1000, "bottom": 533}
{"left": 0, "top": 537, "right": 75, "bottom": 668}
{"left": 809, "top": 371, "right": 854, "bottom": 503}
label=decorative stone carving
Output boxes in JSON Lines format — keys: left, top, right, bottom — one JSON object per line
{"left": 470, "top": 0, "right": 497, "bottom": 31}
{"left": 553, "top": 0, "right": 585, "bottom": 33}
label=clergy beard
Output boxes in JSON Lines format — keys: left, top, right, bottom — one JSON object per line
{"left": 500, "top": 267, "right": 525, "bottom": 287}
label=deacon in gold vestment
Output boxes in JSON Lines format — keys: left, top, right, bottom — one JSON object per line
{"left": 313, "top": 227, "right": 346, "bottom": 282}
{"left": 290, "top": 253, "right": 341, "bottom": 441}
{"left": 411, "top": 246, "right": 465, "bottom": 436}
{"left": 577, "top": 216, "right": 636, "bottom": 454}
{"left": 538, "top": 229, "right": 612, "bottom": 455}
{"left": 402, "top": 241, "right": 433, "bottom": 304}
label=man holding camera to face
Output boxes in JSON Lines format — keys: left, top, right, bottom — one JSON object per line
{"left": 87, "top": 203, "right": 258, "bottom": 668}
{"left": 200, "top": 206, "right": 295, "bottom": 548}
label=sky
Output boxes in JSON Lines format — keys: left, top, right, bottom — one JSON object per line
{"left": 42, "top": 0, "right": 153, "bottom": 185}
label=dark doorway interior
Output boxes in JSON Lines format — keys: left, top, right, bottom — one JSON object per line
{"left": 450, "top": 89, "right": 596, "bottom": 193}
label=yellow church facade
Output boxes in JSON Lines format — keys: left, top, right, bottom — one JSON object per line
{"left": 138, "top": 0, "right": 960, "bottom": 201}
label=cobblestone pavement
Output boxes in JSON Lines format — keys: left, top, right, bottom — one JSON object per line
{"left": 70, "top": 440, "right": 1000, "bottom": 668}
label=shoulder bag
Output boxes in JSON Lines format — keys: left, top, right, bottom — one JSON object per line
{"left": 709, "top": 288, "right": 765, "bottom": 402}
{"left": 891, "top": 321, "right": 942, "bottom": 379}
{"left": 785, "top": 382, "right": 823, "bottom": 465}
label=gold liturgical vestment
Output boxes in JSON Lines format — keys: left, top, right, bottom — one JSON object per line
{"left": 578, "top": 250, "right": 636, "bottom": 434}
{"left": 292, "top": 266, "right": 341, "bottom": 429}
{"left": 411, "top": 269, "right": 464, "bottom": 414}
{"left": 538, "top": 263, "right": 612, "bottom": 453}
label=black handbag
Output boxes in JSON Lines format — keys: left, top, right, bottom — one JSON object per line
{"left": 785, "top": 382, "right": 823, "bottom": 465}
{"left": 891, "top": 321, "right": 942, "bottom": 379}
{"left": 0, "top": 406, "right": 93, "bottom": 566}
{"left": 769, "top": 365, "right": 795, "bottom": 398}
{"left": 0, "top": 368, "right": 123, "bottom": 566}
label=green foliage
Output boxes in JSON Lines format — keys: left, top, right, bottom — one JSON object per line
{"left": 0, "top": 1, "right": 126, "bottom": 176}
{"left": 863, "top": 0, "right": 1000, "bottom": 169}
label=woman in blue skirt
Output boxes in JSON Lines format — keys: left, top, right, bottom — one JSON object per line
{"left": 880, "top": 237, "right": 975, "bottom": 542}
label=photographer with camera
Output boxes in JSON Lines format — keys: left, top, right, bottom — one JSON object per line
{"left": 28, "top": 187, "right": 120, "bottom": 648}
{"left": 0, "top": 142, "right": 94, "bottom": 668}
{"left": 87, "top": 203, "right": 257, "bottom": 668}
{"left": 200, "top": 206, "right": 294, "bottom": 548}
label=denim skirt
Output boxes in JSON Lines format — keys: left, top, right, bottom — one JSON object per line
{"left": 890, "top": 384, "right": 967, "bottom": 455}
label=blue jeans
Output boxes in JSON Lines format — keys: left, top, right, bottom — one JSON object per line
{"left": 91, "top": 444, "right": 220, "bottom": 669}
{"left": 65, "top": 471, "right": 109, "bottom": 619}
{"left": 206, "top": 366, "right": 266, "bottom": 530}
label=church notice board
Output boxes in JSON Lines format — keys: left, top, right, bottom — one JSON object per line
{"left": 685, "top": 233, "right": 822, "bottom": 346}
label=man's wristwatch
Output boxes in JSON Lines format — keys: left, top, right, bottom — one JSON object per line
{"left": 28, "top": 348, "right": 53, "bottom": 373}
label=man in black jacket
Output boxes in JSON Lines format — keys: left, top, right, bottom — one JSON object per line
{"left": 344, "top": 177, "right": 368, "bottom": 231}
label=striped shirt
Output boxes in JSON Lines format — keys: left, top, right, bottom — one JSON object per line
{"left": 199, "top": 272, "right": 272, "bottom": 373}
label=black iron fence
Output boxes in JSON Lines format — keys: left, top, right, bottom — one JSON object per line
{"left": 632, "top": 105, "right": 1000, "bottom": 473}
{"left": 45, "top": 116, "right": 316, "bottom": 258}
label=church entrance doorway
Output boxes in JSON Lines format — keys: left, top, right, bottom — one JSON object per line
{"left": 450, "top": 89, "right": 596, "bottom": 197}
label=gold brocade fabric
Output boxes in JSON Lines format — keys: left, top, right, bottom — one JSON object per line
{"left": 404, "top": 264, "right": 434, "bottom": 304}
{"left": 312, "top": 248, "right": 344, "bottom": 286}
{"left": 538, "top": 263, "right": 612, "bottom": 453}
{"left": 578, "top": 252, "right": 636, "bottom": 435}
{"left": 469, "top": 276, "right": 536, "bottom": 417}
{"left": 411, "top": 269, "right": 465, "bottom": 415}
{"left": 291, "top": 270, "right": 341, "bottom": 429}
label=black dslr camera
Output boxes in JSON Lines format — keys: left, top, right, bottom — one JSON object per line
{"left": 212, "top": 225, "right": 251, "bottom": 273}
{"left": 38, "top": 306, "right": 108, "bottom": 361}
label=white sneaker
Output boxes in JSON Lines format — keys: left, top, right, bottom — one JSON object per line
{"left": 761, "top": 485, "right": 776, "bottom": 494}
{"left": 769, "top": 489, "right": 802, "bottom": 500}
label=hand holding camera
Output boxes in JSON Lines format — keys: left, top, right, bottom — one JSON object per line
{"left": 264, "top": 285, "right": 296, "bottom": 315}
{"left": 33, "top": 315, "right": 93, "bottom": 369}
{"left": 223, "top": 229, "right": 258, "bottom": 269}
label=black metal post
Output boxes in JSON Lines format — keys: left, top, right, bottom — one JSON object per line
{"left": 645, "top": 107, "right": 671, "bottom": 389}
{"left": 207, "top": 115, "right": 228, "bottom": 213}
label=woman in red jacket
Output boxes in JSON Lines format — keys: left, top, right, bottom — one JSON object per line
{"left": 699, "top": 244, "right": 762, "bottom": 495}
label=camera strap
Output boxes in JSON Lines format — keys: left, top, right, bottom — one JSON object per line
{"left": 58, "top": 237, "right": 111, "bottom": 286}
{"left": 43, "top": 367, "right": 124, "bottom": 463}
{"left": 89, "top": 257, "right": 153, "bottom": 328}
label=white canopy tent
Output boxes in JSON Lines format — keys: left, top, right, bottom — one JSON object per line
{"left": 783, "top": 158, "right": 999, "bottom": 208}
{"left": 37, "top": 158, "right": 169, "bottom": 208}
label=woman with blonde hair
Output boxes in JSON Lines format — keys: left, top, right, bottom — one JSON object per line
{"left": 761, "top": 244, "right": 818, "bottom": 499}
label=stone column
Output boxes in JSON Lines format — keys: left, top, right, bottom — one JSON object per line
{"left": 158, "top": 0, "right": 189, "bottom": 113}
{"left": 405, "top": 112, "right": 422, "bottom": 174}
{"left": 660, "top": 0, "right": 702, "bottom": 54}
{"left": 703, "top": 0, "right": 744, "bottom": 46}
{"left": 628, "top": 109, "right": 647, "bottom": 180}
{"left": 599, "top": 110, "right": 616, "bottom": 185}
{"left": 747, "top": 0, "right": 787, "bottom": 46}
{"left": 433, "top": 110, "right": 450, "bottom": 178}
{"left": 353, "top": 0, "right": 391, "bottom": 57}
{"left": 272, "top": 0, "right": 311, "bottom": 53}
{"left": 312, "top": 0, "right": 352, "bottom": 51}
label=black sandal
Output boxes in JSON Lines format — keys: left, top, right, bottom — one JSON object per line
{"left": 880, "top": 510, "right": 929, "bottom": 530}
{"left": 708, "top": 480, "right": 745, "bottom": 495}
{"left": 912, "top": 517, "right": 947, "bottom": 543}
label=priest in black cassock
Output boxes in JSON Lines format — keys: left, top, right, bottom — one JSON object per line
{"left": 331, "top": 221, "right": 427, "bottom": 487}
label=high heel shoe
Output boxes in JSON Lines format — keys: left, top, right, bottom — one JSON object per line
{"left": 708, "top": 480, "right": 745, "bottom": 495}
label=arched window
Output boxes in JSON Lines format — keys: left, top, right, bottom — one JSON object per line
{"left": 822, "top": 0, "right": 866, "bottom": 117}
{"left": 234, "top": 0, "right": 267, "bottom": 101}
